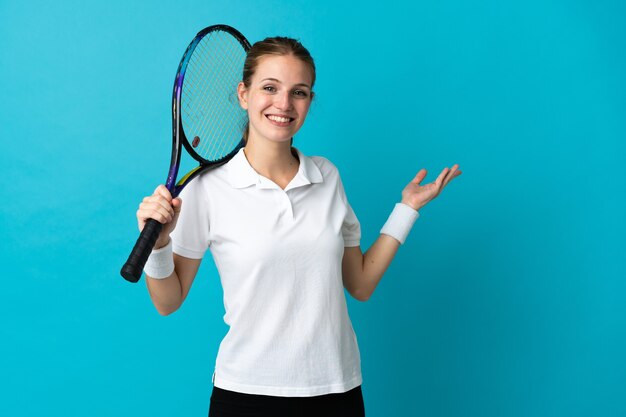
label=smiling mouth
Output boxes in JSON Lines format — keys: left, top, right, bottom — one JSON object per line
{"left": 266, "top": 114, "right": 295, "bottom": 124}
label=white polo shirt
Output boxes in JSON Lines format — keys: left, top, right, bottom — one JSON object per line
{"left": 170, "top": 147, "right": 362, "bottom": 397}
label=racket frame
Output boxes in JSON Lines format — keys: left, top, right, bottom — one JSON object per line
{"left": 168, "top": 24, "right": 251, "bottom": 197}
{"left": 120, "top": 24, "right": 250, "bottom": 283}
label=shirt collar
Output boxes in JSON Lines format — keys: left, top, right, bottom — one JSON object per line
{"left": 228, "top": 147, "right": 323, "bottom": 190}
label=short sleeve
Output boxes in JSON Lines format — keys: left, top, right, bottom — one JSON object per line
{"left": 170, "top": 178, "right": 211, "bottom": 259}
{"left": 337, "top": 174, "right": 361, "bottom": 247}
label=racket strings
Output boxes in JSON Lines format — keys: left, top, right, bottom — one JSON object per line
{"left": 181, "top": 30, "right": 247, "bottom": 162}
{"left": 198, "top": 36, "right": 247, "bottom": 158}
{"left": 205, "top": 39, "right": 244, "bottom": 153}
{"left": 187, "top": 40, "right": 226, "bottom": 126}
{"left": 184, "top": 41, "right": 236, "bottom": 158}
{"left": 184, "top": 35, "right": 228, "bottom": 136}
{"left": 191, "top": 39, "right": 237, "bottom": 157}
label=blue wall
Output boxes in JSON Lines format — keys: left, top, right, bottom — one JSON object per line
{"left": 1, "top": 0, "right": 625, "bottom": 416}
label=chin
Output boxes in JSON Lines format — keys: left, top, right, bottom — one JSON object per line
{"left": 268, "top": 136, "right": 295, "bottom": 144}
{"left": 261, "top": 128, "right": 297, "bottom": 143}
{"left": 248, "top": 124, "right": 300, "bottom": 144}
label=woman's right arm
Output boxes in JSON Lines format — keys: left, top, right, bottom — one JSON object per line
{"left": 137, "top": 185, "right": 202, "bottom": 316}
{"left": 145, "top": 253, "right": 201, "bottom": 316}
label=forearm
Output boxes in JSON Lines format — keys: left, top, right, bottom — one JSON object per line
{"left": 142, "top": 237, "right": 200, "bottom": 315}
{"left": 343, "top": 203, "right": 419, "bottom": 301}
{"left": 359, "top": 234, "right": 401, "bottom": 297}
{"left": 145, "top": 271, "right": 183, "bottom": 316}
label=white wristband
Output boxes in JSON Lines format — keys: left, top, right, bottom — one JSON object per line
{"left": 380, "top": 203, "right": 419, "bottom": 244}
{"left": 144, "top": 239, "right": 175, "bottom": 279}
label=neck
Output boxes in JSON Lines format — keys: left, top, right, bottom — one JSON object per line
{"left": 243, "top": 136, "right": 299, "bottom": 181}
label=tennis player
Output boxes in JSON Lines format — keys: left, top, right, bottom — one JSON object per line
{"left": 136, "top": 36, "right": 461, "bottom": 417}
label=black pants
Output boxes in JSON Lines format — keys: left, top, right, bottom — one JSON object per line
{"left": 208, "top": 385, "right": 366, "bottom": 417}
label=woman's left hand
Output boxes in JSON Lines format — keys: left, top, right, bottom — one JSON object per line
{"left": 401, "top": 164, "right": 462, "bottom": 211}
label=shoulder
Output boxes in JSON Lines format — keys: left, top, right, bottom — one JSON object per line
{"left": 309, "top": 155, "right": 341, "bottom": 181}
{"left": 178, "top": 163, "right": 229, "bottom": 200}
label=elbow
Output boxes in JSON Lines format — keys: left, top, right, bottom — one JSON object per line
{"left": 155, "top": 304, "right": 179, "bottom": 316}
{"left": 345, "top": 278, "right": 374, "bottom": 302}
{"left": 352, "top": 288, "right": 372, "bottom": 302}
{"left": 157, "top": 309, "right": 174, "bottom": 316}
{"left": 156, "top": 308, "right": 173, "bottom": 316}
{"left": 343, "top": 271, "right": 374, "bottom": 302}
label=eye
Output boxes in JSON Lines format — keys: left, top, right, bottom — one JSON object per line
{"left": 263, "top": 85, "right": 276, "bottom": 93}
{"left": 293, "top": 89, "right": 309, "bottom": 98}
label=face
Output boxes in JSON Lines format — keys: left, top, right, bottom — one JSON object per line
{"left": 237, "top": 54, "right": 314, "bottom": 145}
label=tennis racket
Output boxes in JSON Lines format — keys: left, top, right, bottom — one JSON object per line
{"left": 121, "top": 24, "right": 251, "bottom": 283}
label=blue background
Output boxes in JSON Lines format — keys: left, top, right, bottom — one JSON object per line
{"left": 1, "top": 0, "right": 625, "bottom": 416}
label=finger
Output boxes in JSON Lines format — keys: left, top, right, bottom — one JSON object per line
{"left": 442, "top": 165, "right": 459, "bottom": 186}
{"left": 138, "top": 204, "right": 174, "bottom": 224}
{"left": 435, "top": 167, "right": 449, "bottom": 186}
{"left": 172, "top": 197, "right": 183, "bottom": 214}
{"left": 443, "top": 165, "right": 462, "bottom": 187}
{"left": 139, "top": 201, "right": 174, "bottom": 219}
{"left": 411, "top": 169, "right": 427, "bottom": 185}
{"left": 153, "top": 200, "right": 175, "bottom": 220}
{"left": 139, "top": 199, "right": 175, "bottom": 220}
{"left": 154, "top": 185, "right": 173, "bottom": 201}
{"left": 142, "top": 195, "right": 175, "bottom": 214}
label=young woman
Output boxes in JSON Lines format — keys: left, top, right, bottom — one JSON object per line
{"left": 136, "top": 37, "right": 461, "bottom": 417}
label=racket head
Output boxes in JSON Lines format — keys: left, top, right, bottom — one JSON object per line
{"left": 121, "top": 25, "right": 250, "bottom": 283}
{"left": 168, "top": 24, "right": 251, "bottom": 196}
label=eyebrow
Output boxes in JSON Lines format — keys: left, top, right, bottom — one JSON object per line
{"left": 260, "top": 78, "right": 311, "bottom": 89}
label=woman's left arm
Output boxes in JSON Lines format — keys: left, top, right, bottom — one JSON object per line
{"left": 342, "top": 164, "right": 462, "bottom": 301}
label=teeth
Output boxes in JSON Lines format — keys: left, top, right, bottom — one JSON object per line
{"left": 267, "top": 115, "right": 291, "bottom": 123}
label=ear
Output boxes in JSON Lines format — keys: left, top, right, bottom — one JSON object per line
{"left": 237, "top": 81, "right": 248, "bottom": 110}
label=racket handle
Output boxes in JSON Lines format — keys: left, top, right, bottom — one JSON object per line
{"left": 120, "top": 219, "right": 164, "bottom": 283}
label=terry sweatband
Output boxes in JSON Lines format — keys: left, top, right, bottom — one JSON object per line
{"left": 380, "top": 203, "right": 420, "bottom": 244}
{"left": 143, "top": 239, "right": 175, "bottom": 279}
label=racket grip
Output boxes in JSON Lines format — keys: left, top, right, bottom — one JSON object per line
{"left": 120, "top": 219, "right": 165, "bottom": 283}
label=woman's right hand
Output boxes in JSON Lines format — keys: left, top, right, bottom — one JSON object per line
{"left": 136, "top": 185, "right": 182, "bottom": 249}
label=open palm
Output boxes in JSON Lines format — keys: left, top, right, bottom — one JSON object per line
{"left": 401, "top": 164, "right": 462, "bottom": 211}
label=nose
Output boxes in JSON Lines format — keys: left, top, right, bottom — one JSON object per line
{"left": 274, "top": 91, "right": 293, "bottom": 111}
